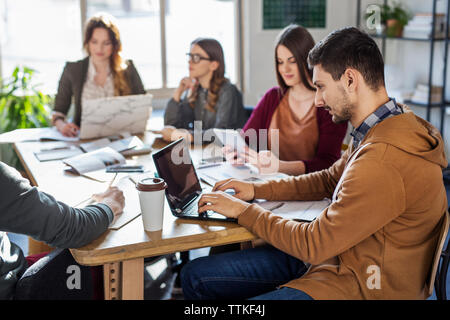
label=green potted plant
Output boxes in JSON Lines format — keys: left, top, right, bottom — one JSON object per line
{"left": 0, "top": 66, "right": 51, "bottom": 132}
{"left": 0, "top": 66, "right": 52, "bottom": 168}
{"left": 381, "top": 1, "right": 412, "bottom": 37}
{"left": 365, "top": 1, "right": 412, "bottom": 37}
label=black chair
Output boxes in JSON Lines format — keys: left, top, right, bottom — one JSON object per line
{"left": 14, "top": 248, "right": 97, "bottom": 300}
{"left": 430, "top": 209, "right": 449, "bottom": 300}
{"left": 244, "top": 105, "right": 254, "bottom": 121}
{"left": 435, "top": 231, "right": 449, "bottom": 300}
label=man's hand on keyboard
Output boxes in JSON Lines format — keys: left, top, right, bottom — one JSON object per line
{"left": 211, "top": 178, "right": 255, "bottom": 201}
{"left": 198, "top": 191, "right": 251, "bottom": 219}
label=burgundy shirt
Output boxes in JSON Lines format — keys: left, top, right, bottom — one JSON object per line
{"left": 242, "top": 87, "right": 348, "bottom": 173}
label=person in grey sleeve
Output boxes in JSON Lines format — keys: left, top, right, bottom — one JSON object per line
{"left": 0, "top": 161, "right": 125, "bottom": 299}
{"left": 162, "top": 38, "right": 247, "bottom": 143}
{"left": 52, "top": 13, "right": 146, "bottom": 137}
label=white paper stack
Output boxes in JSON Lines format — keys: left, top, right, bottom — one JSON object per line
{"left": 403, "top": 13, "right": 446, "bottom": 39}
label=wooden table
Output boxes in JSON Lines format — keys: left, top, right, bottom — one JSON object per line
{"left": 13, "top": 132, "right": 257, "bottom": 300}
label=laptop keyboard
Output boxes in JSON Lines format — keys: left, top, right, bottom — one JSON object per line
{"left": 183, "top": 199, "right": 200, "bottom": 216}
{"left": 183, "top": 198, "right": 214, "bottom": 217}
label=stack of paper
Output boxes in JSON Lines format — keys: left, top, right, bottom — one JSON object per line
{"left": 403, "top": 13, "right": 446, "bottom": 39}
{"left": 410, "top": 84, "right": 443, "bottom": 104}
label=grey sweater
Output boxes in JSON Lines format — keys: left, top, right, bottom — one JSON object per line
{"left": 0, "top": 162, "right": 113, "bottom": 299}
{"left": 164, "top": 80, "right": 247, "bottom": 132}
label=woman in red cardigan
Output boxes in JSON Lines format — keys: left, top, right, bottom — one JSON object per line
{"left": 236, "top": 25, "right": 348, "bottom": 175}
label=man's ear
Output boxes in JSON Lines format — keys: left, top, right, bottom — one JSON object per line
{"left": 342, "top": 68, "right": 358, "bottom": 93}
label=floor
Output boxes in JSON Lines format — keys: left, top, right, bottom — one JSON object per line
{"left": 6, "top": 182, "right": 450, "bottom": 300}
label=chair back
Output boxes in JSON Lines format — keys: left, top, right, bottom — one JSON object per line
{"left": 427, "top": 209, "right": 449, "bottom": 296}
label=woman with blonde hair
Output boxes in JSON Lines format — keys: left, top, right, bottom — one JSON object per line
{"left": 162, "top": 38, "right": 247, "bottom": 142}
{"left": 53, "top": 12, "right": 145, "bottom": 137}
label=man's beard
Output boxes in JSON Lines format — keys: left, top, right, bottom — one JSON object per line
{"left": 330, "top": 89, "right": 354, "bottom": 124}
{"left": 331, "top": 106, "right": 353, "bottom": 124}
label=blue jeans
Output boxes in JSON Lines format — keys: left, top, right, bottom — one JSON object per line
{"left": 180, "top": 245, "right": 313, "bottom": 300}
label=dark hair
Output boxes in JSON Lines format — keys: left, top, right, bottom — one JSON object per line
{"left": 307, "top": 27, "right": 385, "bottom": 91}
{"left": 189, "top": 38, "right": 226, "bottom": 113}
{"left": 83, "top": 13, "right": 130, "bottom": 96}
{"left": 275, "top": 24, "right": 316, "bottom": 94}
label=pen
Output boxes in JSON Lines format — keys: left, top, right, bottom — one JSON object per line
{"left": 40, "top": 146, "right": 72, "bottom": 152}
{"left": 108, "top": 172, "right": 118, "bottom": 187}
{"left": 76, "top": 173, "right": 118, "bottom": 207}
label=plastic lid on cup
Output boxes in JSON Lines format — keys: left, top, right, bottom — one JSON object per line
{"left": 136, "top": 177, "right": 167, "bottom": 192}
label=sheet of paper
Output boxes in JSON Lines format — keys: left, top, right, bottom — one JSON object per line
{"left": 257, "top": 199, "right": 331, "bottom": 222}
{"left": 34, "top": 146, "right": 83, "bottom": 162}
{"left": 38, "top": 127, "right": 80, "bottom": 141}
{"left": 196, "top": 162, "right": 287, "bottom": 185}
{"left": 108, "top": 175, "right": 142, "bottom": 230}
{"left": 79, "top": 138, "right": 111, "bottom": 153}
{"left": 0, "top": 127, "right": 79, "bottom": 143}
{"left": 63, "top": 147, "right": 126, "bottom": 175}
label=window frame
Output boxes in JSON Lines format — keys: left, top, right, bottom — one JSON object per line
{"left": 79, "top": 0, "right": 243, "bottom": 99}
{"left": 0, "top": 0, "right": 243, "bottom": 99}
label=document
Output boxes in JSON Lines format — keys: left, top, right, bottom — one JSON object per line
{"left": 73, "top": 174, "right": 142, "bottom": 230}
{"left": 63, "top": 147, "right": 126, "bottom": 175}
{"left": 34, "top": 145, "right": 84, "bottom": 162}
{"left": 196, "top": 162, "right": 287, "bottom": 186}
{"left": 257, "top": 199, "right": 331, "bottom": 222}
{"left": 0, "top": 127, "right": 79, "bottom": 143}
{"left": 108, "top": 175, "right": 142, "bottom": 230}
{"left": 80, "top": 135, "right": 151, "bottom": 156}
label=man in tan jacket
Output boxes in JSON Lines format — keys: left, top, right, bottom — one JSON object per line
{"left": 180, "top": 27, "right": 448, "bottom": 300}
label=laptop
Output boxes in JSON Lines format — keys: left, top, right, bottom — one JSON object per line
{"left": 152, "top": 138, "right": 237, "bottom": 222}
{"left": 80, "top": 94, "right": 153, "bottom": 139}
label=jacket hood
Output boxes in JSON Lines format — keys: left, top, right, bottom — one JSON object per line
{"left": 363, "top": 104, "right": 448, "bottom": 169}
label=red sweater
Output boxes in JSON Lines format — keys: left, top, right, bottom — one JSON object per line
{"left": 243, "top": 87, "right": 348, "bottom": 173}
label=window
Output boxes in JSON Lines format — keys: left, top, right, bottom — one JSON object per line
{"left": 0, "top": 0, "right": 240, "bottom": 96}
{"left": 86, "top": 0, "right": 163, "bottom": 89}
{"left": 0, "top": 0, "right": 82, "bottom": 94}
{"left": 165, "top": 0, "right": 236, "bottom": 88}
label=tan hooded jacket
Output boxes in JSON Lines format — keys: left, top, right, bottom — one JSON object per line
{"left": 238, "top": 107, "right": 448, "bottom": 299}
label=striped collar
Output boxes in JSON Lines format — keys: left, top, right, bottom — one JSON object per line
{"left": 350, "top": 98, "right": 403, "bottom": 149}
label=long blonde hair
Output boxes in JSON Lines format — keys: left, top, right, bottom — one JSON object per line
{"left": 188, "top": 38, "right": 226, "bottom": 113}
{"left": 83, "top": 13, "right": 131, "bottom": 96}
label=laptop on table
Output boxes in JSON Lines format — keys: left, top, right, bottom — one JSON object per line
{"left": 152, "top": 138, "right": 237, "bottom": 222}
{"left": 80, "top": 93, "right": 153, "bottom": 139}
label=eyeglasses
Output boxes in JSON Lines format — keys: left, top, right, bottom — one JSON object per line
{"left": 186, "top": 53, "right": 212, "bottom": 64}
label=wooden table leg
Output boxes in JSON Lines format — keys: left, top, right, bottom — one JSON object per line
{"left": 121, "top": 258, "right": 144, "bottom": 300}
{"left": 103, "top": 258, "right": 144, "bottom": 300}
{"left": 103, "top": 262, "right": 121, "bottom": 300}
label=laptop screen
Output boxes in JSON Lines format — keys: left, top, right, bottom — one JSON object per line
{"left": 153, "top": 139, "right": 202, "bottom": 209}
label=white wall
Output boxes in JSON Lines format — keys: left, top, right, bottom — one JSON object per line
{"left": 243, "top": 0, "right": 450, "bottom": 160}
{"left": 242, "top": 0, "right": 355, "bottom": 106}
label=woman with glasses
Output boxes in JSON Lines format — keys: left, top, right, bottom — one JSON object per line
{"left": 226, "top": 25, "right": 348, "bottom": 176}
{"left": 53, "top": 12, "right": 145, "bottom": 137}
{"left": 162, "top": 38, "right": 247, "bottom": 142}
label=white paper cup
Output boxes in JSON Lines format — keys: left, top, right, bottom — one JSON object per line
{"left": 136, "top": 177, "right": 167, "bottom": 231}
